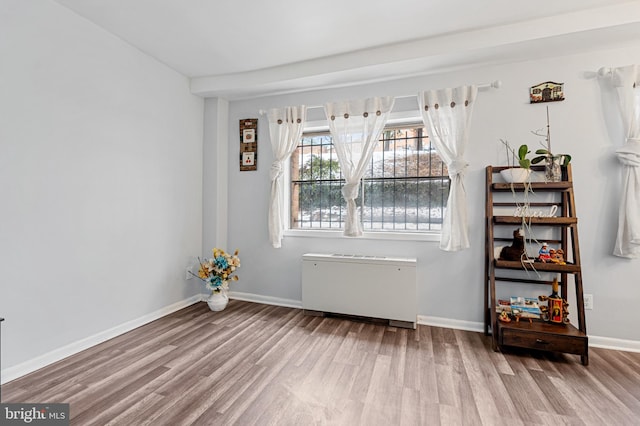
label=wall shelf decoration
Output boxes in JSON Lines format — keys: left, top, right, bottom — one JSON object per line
{"left": 530, "top": 81, "right": 564, "bottom": 103}
{"left": 239, "top": 118, "right": 258, "bottom": 171}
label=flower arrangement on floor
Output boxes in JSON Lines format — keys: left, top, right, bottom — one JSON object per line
{"left": 192, "top": 248, "right": 241, "bottom": 293}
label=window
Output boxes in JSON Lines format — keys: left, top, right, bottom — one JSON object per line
{"left": 289, "top": 124, "right": 449, "bottom": 232}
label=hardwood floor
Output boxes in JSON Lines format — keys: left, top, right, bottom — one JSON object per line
{"left": 3, "top": 300, "right": 640, "bottom": 425}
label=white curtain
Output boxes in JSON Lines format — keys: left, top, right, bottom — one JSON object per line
{"left": 267, "top": 106, "right": 307, "bottom": 248}
{"left": 418, "top": 85, "right": 478, "bottom": 251}
{"left": 611, "top": 65, "right": 640, "bottom": 258}
{"left": 324, "top": 97, "right": 395, "bottom": 236}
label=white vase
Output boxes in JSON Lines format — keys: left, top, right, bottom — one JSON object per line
{"left": 500, "top": 168, "right": 531, "bottom": 183}
{"left": 207, "top": 290, "right": 229, "bottom": 311}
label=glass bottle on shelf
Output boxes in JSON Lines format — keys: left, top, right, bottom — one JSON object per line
{"left": 548, "top": 277, "right": 563, "bottom": 324}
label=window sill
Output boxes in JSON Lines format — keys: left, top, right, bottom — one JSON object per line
{"left": 283, "top": 229, "right": 441, "bottom": 242}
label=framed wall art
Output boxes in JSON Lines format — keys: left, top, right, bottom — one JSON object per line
{"left": 530, "top": 81, "right": 564, "bottom": 103}
{"left": 239, "top": 118, "right": 258, "bottom": 171}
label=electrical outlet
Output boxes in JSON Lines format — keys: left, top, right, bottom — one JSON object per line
{"left": 584, "top": 294, "right": 593, "bottom": 310}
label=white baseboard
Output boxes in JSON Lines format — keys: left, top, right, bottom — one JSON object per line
{"left": 1, "top": 295, "right": 202, "bottom": 385}
{"left": 225, "top": 291, "right": 303, "bottom": 309}
{"left": 418, "top": 315, "right": 485, "bottom": 333}
{"left": 417, "top": 315, "right": 640, "bottom": 354}
{"left": 589, "top": 335, "right": 640, "bottom": 353}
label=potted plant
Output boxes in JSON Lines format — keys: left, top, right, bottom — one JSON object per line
{"left": 530, "top": 106, "right": 571, "bottom": 182}
{"left": 190, "top": 248, "right": 241, "bottom": 311}
{"left": 500, "top": 139, "right": 531, "bottom": 183}
{"left": 531, "top": 149, "right": 571, "bottom": 182}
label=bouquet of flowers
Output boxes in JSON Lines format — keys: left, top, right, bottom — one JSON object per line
{"left": 193, "top": 248, "right": 241, "bottom": 293}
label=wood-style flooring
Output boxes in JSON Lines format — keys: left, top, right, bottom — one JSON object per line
{"left": 3, "top": 300, "right": 640, "bottom": 425}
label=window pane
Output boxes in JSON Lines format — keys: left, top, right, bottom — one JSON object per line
{"left": 362, "top": 178, "right": 449, "bottom": 231}
{"left": 290, "top": 125, "right": 449, "bottom": 232}
{"left": 291, "top": 136, "right": 345, "bottom": 229}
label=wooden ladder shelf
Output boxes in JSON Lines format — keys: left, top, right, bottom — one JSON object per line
{"left": 484, "top": 165, "right": 588, "bottom": 365}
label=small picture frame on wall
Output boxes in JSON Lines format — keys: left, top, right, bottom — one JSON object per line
{"left": 239, "top": 119, "right": 258, "bottom": 171}
{"left": 242, "top": 152, "right": 255, "bottom": 166}
{"left": 243, "top": 128, "right": 255, "bottom": 143}
{"left": 530, "top": 81, "right": 565, "bottom": 103}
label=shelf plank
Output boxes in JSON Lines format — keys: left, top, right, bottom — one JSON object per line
{"left": 494, "top": 259, "right": 581, "bottom": 273}
{"left": 492, "top": 182, "right": 572, "bottom": 191}
{"left": 494, "top": 276, "right": 555, "bottom": 285}
{"left": 493, "top": 216, "right": 577, "bottom": 225}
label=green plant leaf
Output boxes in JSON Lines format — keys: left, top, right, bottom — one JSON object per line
{"left": 531, "top": 156, "right": 546, "bottom": 164}
{"left": 518, "top": 144, "right": 529, "bottom": 160}
{"left": 562, "top": 154, "right": 572, "bottom": 166}
{"left": 519, "top": 159, "right": 531, "bottom": 169}
{"left": 535, "top": 149, "right": 550, "bottom": 155}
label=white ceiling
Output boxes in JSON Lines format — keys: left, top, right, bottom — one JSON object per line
{"left": 54, "top": 0, "right": 640, "bottom": 99}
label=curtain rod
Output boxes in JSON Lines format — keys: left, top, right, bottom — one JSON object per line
{"left": 259, "top": 80, "right": 501, "bottom": 115}
{"left": 598, "top": 67, "right": 612, "bottom": 77}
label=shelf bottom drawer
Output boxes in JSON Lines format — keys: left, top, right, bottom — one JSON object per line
{"left": 500, "top": 329, "right": 588, "bottom": 355}
{"left": 500, "top": 328, "right": 587, "bottom": 355}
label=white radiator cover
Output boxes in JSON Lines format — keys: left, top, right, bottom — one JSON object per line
{"left": 302, "top": 253, "right": 417, "bottom": 327}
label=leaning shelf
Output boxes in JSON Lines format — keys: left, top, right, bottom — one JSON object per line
{"left": 484, "top": 164, "right": 588, "bottom": 365}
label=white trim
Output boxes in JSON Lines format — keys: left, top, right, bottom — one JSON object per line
{"left": 589, "top": 335, "right": 640, "bottom": 353}
{"left": 227, "top": 291, "right": 302, "bottom": 309}
{"left": 215, "top": 98, "right": 229, "bottom": 249}
{"left": 284, "top": 228, "right": 440, "bottom": 242}
{"left": 417, "top": 315, "right": 640, "bottom": 354}
{"left": 1, "top": 295, "right": 202, "bottom": 385}
{"left": 418, "top": 315, "right": 485, "bottom": 333}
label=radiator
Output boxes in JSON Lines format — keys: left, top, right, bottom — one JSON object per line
{"left": 302, "top": 253, "right": 417, "bottom": 329}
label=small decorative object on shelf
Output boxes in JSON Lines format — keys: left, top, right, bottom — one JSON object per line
{"left": 538, "top": 277, "right": 570, "bottom": 324}
{"left": 548, "top": 277, "right": 563, "bottom": 324}
{"left": 190, "top": 248, "right": 241, "bottom": 312}
{"left": 549, "top": 249, "right": 566, "bottom": 265}
{"left": 499, "top": 229, "right": 527, "bottom": 261}
{"left": 538, "top": 242, "right": 551, "bottom": 262}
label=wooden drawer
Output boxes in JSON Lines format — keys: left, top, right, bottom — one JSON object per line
{"left": 501, "top": 327, "right": 587, "bottom": 355}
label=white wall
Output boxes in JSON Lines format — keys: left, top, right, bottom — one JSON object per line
{"left": 203, "top": 98, "right": 229, "bottom": 253}
{"left": 215, "top": 42, "right": 640, "bottom": 344}
{"left": 0, "top": 0, "right": 204, "bottom": 374}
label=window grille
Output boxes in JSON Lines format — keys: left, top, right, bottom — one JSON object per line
{"left": 290, "top": 125, "right": 449, "bottom": 232}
